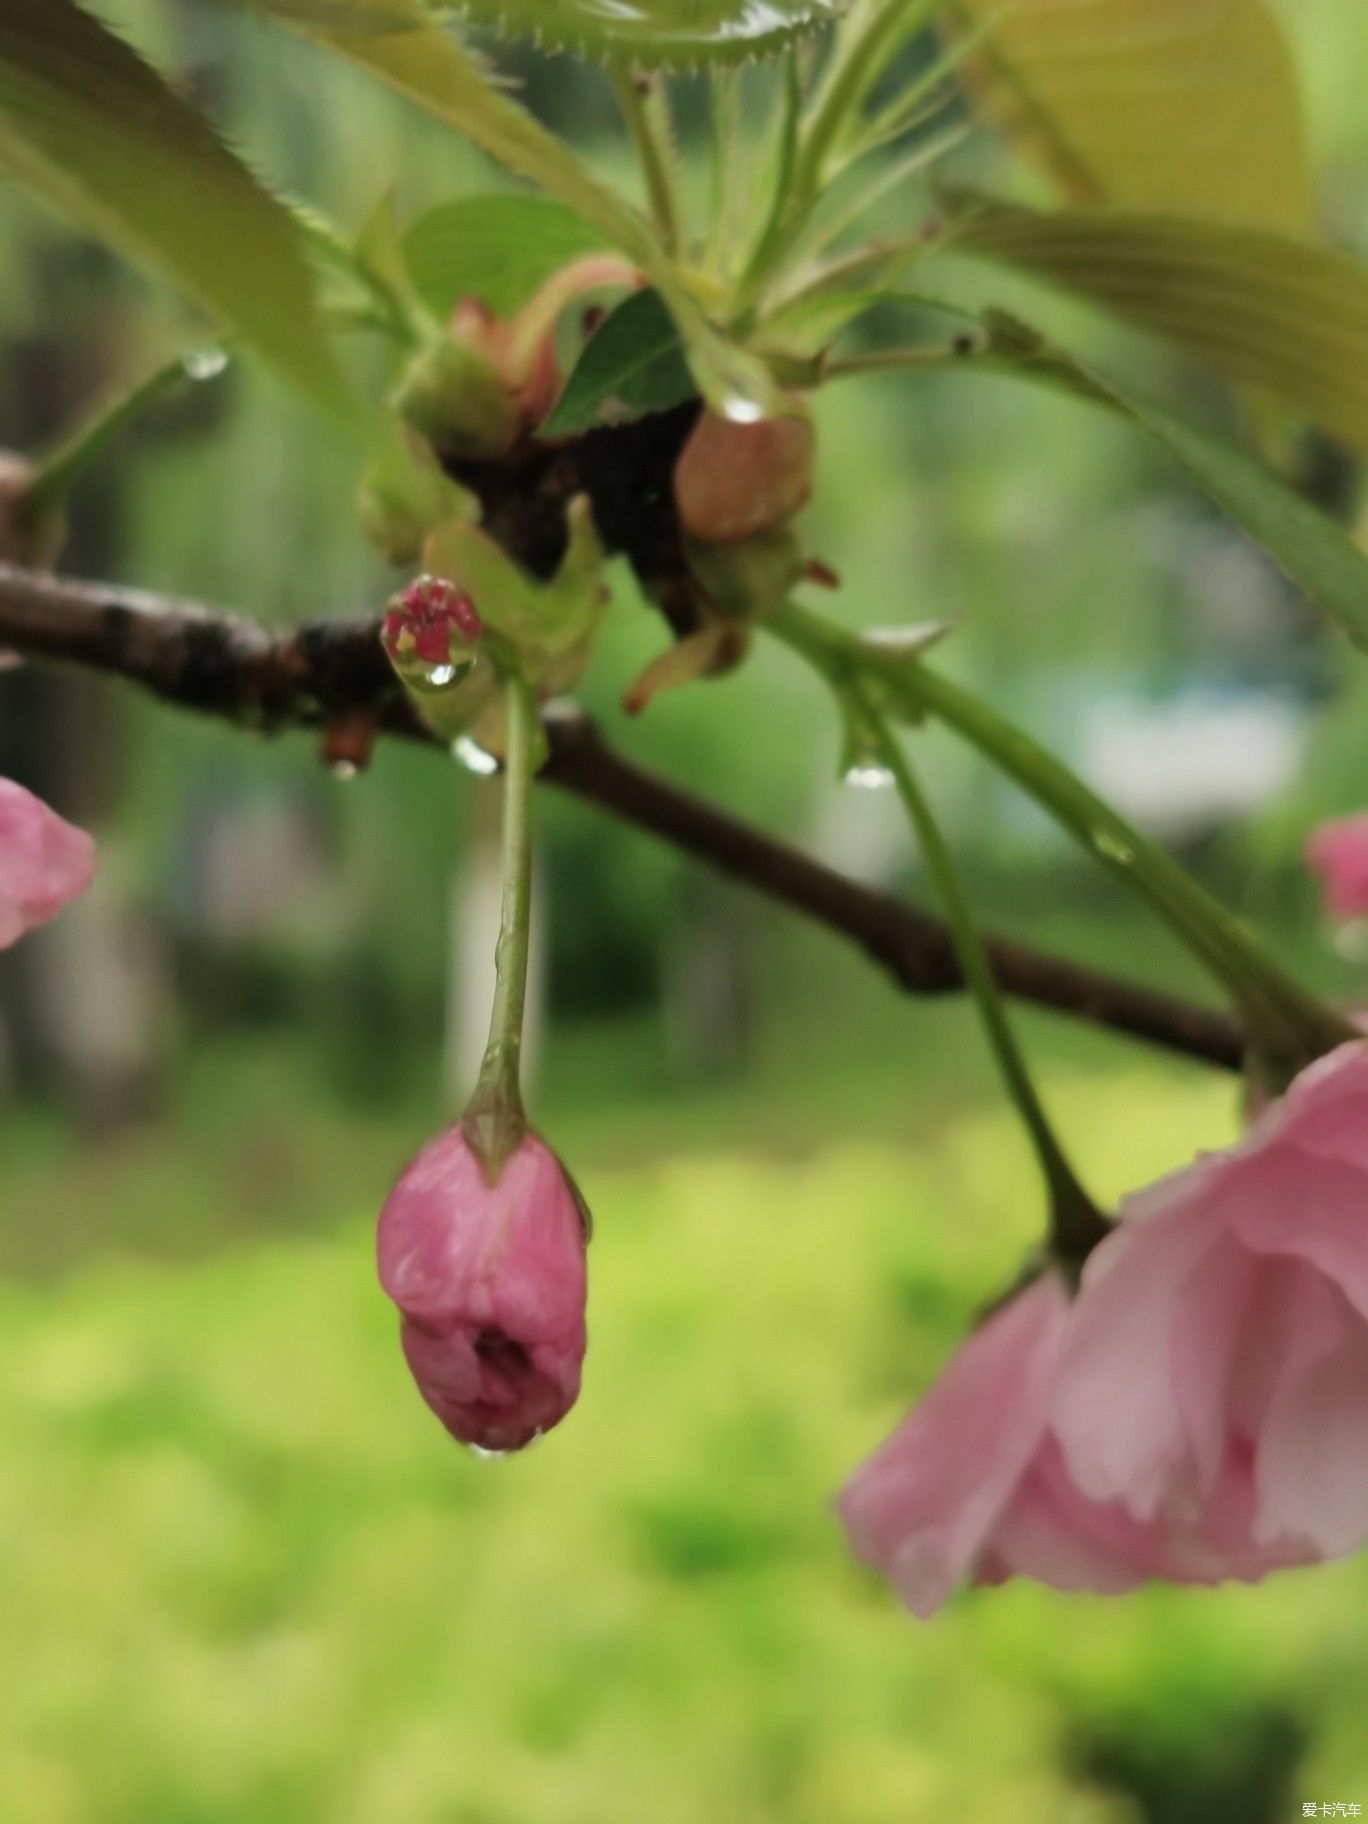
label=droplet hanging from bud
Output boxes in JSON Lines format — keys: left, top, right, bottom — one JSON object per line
{"left": 381, "top": 575, "right": 483, "bottom": 693}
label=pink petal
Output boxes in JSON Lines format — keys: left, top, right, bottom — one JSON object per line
{"left": 1229, "top": 1147, "right": 1368, "bottom": 1324}
{"left": 1052, "top": 1204, "right": 1222, "bottom": 1516}
{"left": 1255, "top": 1300, "right": 1368, "bottom": 1559}
{"left": 979, "top": 1436, "right": 1162, "bottom": 1595}
{"left": 0, "top": 778, "right": 96, "bottom": 947}
{"left": 838, "top": 1274, "right": 1068, "bottom": 1618}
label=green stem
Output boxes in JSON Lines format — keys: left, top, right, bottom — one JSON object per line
{"left": 736, "top": 0, "right": 936, "bottom": 308}
{"left": 464, "top": 672, "right": 537, "bottom": 1176}
{"left": 856, "top": 682, "right": 1106, "bottom": 1258}
{"left": 773, "top": 603, "right": 1356, "bottom": 1076}
{"left": 28, "top": 347, "right": 227, "bottom": 508}
{"left": 611, "top": 70, "right": 682, "bottom": 258}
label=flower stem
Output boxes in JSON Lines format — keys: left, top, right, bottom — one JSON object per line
{"left": 28, "top": 347, "right": 227, "bottom": 508}
{"left": 773, "top": 603, "right": 1356, "bottom": 1079}
{"left": 464, "top": 671, "right": 537, "bottom": 1178}
{"left": 854, "top": 682, "right": 1107, "bottom": 1259}
{"left": 611, "top": 70, "right": 682, "bottom": 258}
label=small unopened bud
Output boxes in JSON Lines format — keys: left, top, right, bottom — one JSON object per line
{"left": 674, "top": 406, "right": 814, "bottom": 547}
{"left": 377, "top": 1127, "right": 589, "bottom": 1452}
{"left": 450, "top": 298, "right": 560, "bottom": 432}
{"left": 395, "top": 334, "right": 518, "bottom": 463}
{"left": 382, "top": 575, "right": 482, "bottom": 687}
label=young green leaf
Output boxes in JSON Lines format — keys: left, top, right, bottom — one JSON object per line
{"left": 0, "top": 0, "right": 360, "bottom": 424}
{"left": 946, "top": 0, "right": 1311, "bottom": 233}
{"left": 980, "top": 314, "right": 1368, "bottom": 654}
{"left": 404, "top": 195, "right": 607, "bottom": 318}
{"left": 542, "top": 290, "right": 695, "bottom": 437}
{"left": 949, "top": 196, "right": 1368, "bottom": 453}
{"left": 454, "top": 0, "right": 846, "bottom": 69}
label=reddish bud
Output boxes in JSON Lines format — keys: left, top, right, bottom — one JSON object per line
{"left": 382, "top": 575, "right": 482, "bottom": 670}
{"left": 377, "top": 1128, "right": 589, "bottom": 1452}
{"left": 674, "top": 408, "right": 814, "bottom": 547}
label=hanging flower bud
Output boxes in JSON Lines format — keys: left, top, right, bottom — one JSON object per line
{"left": 377, "top": 1126, "right": 589, "bottom": 1452}
{"left": 673, "top": 405, "right": 814, "bottom": 547}
{"left": 381, "top": 575, "right": 483, "bottom": 690}
{"left": 0, "top": 777, "right": 96, "bottom": 948}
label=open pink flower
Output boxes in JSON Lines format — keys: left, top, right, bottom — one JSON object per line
{"left": 1305, "top": 814, "right": 1368, "bottom": 920}
{"left": 0, "top": 777, "right": 96, "bottom": 948}
{"left": 1052, "top": 1042, "right": 1368, "bottom": 1570}
{"left": 838, "top": 1270, "right": 1277, "bottom": 1617}
{"left": 377, "top": 1127, "right": 588, "bottom": 1452}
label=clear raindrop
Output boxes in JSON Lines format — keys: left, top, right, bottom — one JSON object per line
{"left": 452, "top": 734, "right": 499, "bottom": 776}
{"left": 1092, "top": 829, "right": 1135, "bottom": 866}
{"left": 183, "top": 346, "right": 229, "bottom": 381}
{"left": 329, "top": 759, "right": 360, "bottom": 782}
{"left": 720, "top": 390, "right": 765, "bottom": 426}
{"left": 469, "top": 1444, "right": 509, "bottom": 1462}
{"left": 844, "top": 762, "right": 893, "bottom": 791}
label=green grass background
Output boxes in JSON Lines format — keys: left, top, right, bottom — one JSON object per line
{"left": 3, "top": 1057, "right": 1366, "bottom": 1823}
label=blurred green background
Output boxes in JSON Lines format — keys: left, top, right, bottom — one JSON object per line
{"left": 3, "top": 3, "right": 1368, "bottom": 1819}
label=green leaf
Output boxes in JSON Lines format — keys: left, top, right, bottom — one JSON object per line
{"left": 213, "top": 0, "right": 788, "bottom": 421}
{"left": 404, "top": 195, "right": 607, "bottom": 318}
{"left": 981, "top": 313, "right": 1368, "bottom": 654}
{"left": 542, "top": 290, "right": 694, "bottom": 437}
{"left": 0, "top": 0, "right": 360, "bottom": 423}
{"left": 454, "top": 0, "right": 847, "bottom": 68}
{"left": 950, "top": 196, "right": 1368, "bottom": 454}
{"left": 947, "top": 0, "right": 1312, "bottom": 233}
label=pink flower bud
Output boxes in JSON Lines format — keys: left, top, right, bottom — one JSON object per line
{"left": 0, "top": 777, "right": 96, "bottom": 949}
{"left": 381, "top": 576, "right": 482, "bottom": 670}
{"left": 673, "top": 408, "right": 814, "bottom": 547}
{"left": 1305, "top": 813, "right": 1368, "bottom": 921}
{"left": 377, "top": 1128, "right": 588, "bottom": 1452}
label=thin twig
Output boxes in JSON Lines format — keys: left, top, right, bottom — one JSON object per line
{"left": 0, "top": 563, "right": 1243, "bottom": 1071}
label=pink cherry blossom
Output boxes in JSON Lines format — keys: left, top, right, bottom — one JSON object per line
{"left": 842, "top": 1272, "right": 1243, "bottom": 1617}
{"left": 1305, "top": 814, "right": 1368, "bottom": 921}
{"left": 1053, "top": 1041, "right": 1368, "bottom": 1570}
{"left": 377, "top": 1127, "right": 588, "bottom": 1452}
{"left": 837, "top": 1229, "right": 1323, "bottom": 1617}
{"left": 0, "top": 777, "right": 96, "bottom": 948}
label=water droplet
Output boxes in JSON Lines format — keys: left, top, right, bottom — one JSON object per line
{"left": 329, "top": 759, "right": 359, "bottom": 781}
{"left": 469, "top": 1443, "right": 508, "bottom": 1462}
{"left": 426, "top": 662, "right": 458, "bottom": 688}
{"left": 720, "top": 390, "right": 765, "bottom": 426}
{"left": 1092, "top": 830, "right": 1135, "bottom": 866}
{"left": 452, "top": 734, "right": 499, "bottom": 777}
{"left": 844, "top": 763, "right": 893, "bottom": 791}
{"left": 183, "top": 346, "right": 228, "bottom": 381}
{"left": 1333, "top": 919, "right": 1368, "bottom": 962}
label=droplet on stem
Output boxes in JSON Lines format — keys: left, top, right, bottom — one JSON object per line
{"left": 453, "top": 734, "right": 499, "bottom": 777}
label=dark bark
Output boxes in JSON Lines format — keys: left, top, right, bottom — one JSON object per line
{"left": 0, "top": 563, "right": 1244, "bottom": 1072}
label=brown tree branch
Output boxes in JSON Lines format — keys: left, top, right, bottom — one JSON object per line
{"left": 0, "top": 562, "right": 1243, "bottom": 1070}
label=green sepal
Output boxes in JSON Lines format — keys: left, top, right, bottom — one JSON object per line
{"left": 424, "top": 496, "right": 607, "bottom": 684}
{"left": 394, "top": 333, "right": 517, "bottom": 460}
